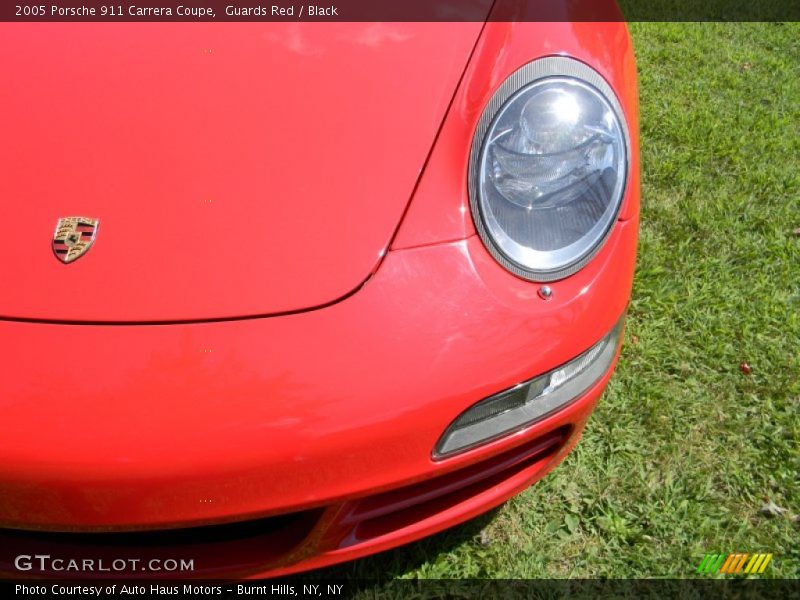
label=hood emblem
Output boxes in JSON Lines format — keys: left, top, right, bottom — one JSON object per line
{"left": 52, "top": 217, "right": 100, "bottom": 263}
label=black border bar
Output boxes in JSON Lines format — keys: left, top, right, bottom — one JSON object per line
{"left": 3, "top": 579, "right": 800, "bottom": 599}
{"left": 3, "top": 0, "right": 799, "bottom": 22}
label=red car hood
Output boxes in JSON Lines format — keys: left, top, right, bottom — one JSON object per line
{"left": 0, "top": 22, "right": 484, "bottom": 322}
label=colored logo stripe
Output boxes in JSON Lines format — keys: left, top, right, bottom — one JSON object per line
{"left": 698, "top": 553, "right": 772, "bottom": 575}
{"left": 697, "top": 554, "right": 725, "bottom": 574}
{"left": 744, "top": 553, "right": 773, "bottom": 574}
{"left": 720, "top": 553, "right": 749, "bottom": 574}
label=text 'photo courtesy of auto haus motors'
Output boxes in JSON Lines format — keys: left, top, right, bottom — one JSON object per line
{"left": 0, "top": 12, "right": 639, "bottom": 579}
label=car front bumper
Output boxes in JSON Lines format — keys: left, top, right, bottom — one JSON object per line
{"left": 0, "top": 216, "right": 636, "bottom": 578}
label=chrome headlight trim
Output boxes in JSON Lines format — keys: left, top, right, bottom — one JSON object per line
{"left": 468, "top": 56, "right": 631, "bottom": 282}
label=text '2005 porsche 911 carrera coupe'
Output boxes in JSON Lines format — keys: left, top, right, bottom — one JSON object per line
{"left": 0, "top": 2, "right": 639, "bottom": 579}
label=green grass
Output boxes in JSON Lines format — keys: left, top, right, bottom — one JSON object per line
{"left": 328, "top": 22, "right": 800, "bottom": 581}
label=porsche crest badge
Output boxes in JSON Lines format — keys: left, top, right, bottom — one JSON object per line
{"left": 52, "top": 217, "right": 100, "bottom": 263}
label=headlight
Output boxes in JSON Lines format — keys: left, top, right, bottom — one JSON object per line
{"left": 469, "top": 57, "right": 629, "bottom": 281}
{"left": 434, "top": 315, "right": 624, "bottom": 459}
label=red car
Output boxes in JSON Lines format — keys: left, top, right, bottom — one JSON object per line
{"left": 0, "top": 14, "right": 639, "bottom": 579}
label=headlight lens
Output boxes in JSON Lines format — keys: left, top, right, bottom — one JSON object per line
{"left": 470, "top": 57, "right": 629, "bottom": 281}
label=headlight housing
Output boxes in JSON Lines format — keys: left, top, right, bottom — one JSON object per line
{"left": 434, "top": 315, "right": 624, "bottom": 459}
{"left": 469, "top": 57, "right": 630, "bottom": 281}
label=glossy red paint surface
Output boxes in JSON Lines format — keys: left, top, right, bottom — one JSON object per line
{"left": 0, "top": 216, "right": 635, "bottom": 576}
{"left": 0, "top": 216, "right": 636, "bottom": 523}
{"left": 0, "top": 22, "right": 484, "bottom": 322}
{"left": 0, "top": 16, "right": 639, "bottom": 579}
{"left": 270, "top": 372, "right": 612, "bottom": 579}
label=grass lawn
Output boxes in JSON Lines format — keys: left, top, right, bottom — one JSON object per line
{"left": 327, "top": 22, "right": 800, "bottom": 581}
